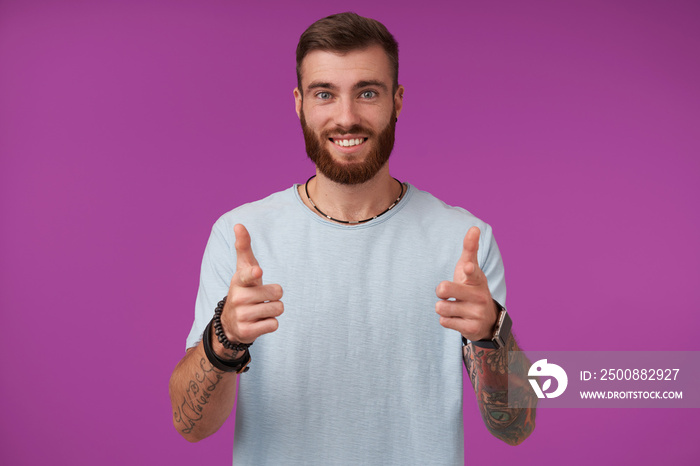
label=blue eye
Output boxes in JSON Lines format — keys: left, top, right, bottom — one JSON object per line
{"left": 316, "top": 92, "right": 331, "bottom": 100}
{"left": 361, "top": 90, "right": 377, "bottom": 99}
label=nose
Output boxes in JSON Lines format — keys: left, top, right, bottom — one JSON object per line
{"left": 334, "top": 97, "right": 361, "bottom": 130}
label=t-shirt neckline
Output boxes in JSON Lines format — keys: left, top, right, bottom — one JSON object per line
{"left": 291, "top": 182, "right": 414, "bottom": 229}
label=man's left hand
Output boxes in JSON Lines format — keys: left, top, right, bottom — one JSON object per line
{"left": 435, "top": 226, "right": 498, "bottom": 341}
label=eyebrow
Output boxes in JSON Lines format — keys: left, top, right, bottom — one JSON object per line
{"left": 305, "top": 80, "right": 389, "bottom": 93}
{"left": 306, "top": 81, "right": 336, "bottom": 91}
{"left": 353, "top": 80, "right": 388, "bottom": 92}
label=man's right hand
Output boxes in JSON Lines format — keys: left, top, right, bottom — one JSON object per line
{"left": 219, "top": 224, "right": 284, "bottom": 347}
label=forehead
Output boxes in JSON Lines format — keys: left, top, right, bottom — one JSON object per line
{"left": 299, "top": 45, "right": 393, "bottom": 91}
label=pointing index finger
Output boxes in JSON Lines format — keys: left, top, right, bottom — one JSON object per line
{"left": 454, "top": 226, "right": 481, "bottom": 283}
{"left": 463, "top": 226, "right": 481, "bottom": 262}
{"left": 234, "top": 224, "right": 259, "bottom": 270}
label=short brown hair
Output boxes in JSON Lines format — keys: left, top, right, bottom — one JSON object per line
{"left": 296, "top": 12, "right": 399, "bottom": 93}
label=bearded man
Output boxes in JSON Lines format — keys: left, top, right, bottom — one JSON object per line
{"left": 169, "top": 12, "right": 536, "bottom": 465}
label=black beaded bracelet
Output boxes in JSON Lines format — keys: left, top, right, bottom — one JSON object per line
{"left": 202, "top": 320, "right": 250, "bottom": 373}
{"left": 213, "top": 296, "right": 253, "bottom": 352}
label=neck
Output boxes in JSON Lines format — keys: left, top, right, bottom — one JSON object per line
{"left": 301, "top": 167, "right": 402, "bottom": 224}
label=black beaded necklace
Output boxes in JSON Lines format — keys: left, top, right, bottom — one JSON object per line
{"left": 304, "top": 175, "right": 404, "bottom": 224}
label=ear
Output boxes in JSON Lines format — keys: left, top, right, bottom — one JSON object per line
{"left": 294, "top": 87, "right": 302, "bottom": 119}
{"left": 394, "top": 85, "right": 404, "bottom": 119}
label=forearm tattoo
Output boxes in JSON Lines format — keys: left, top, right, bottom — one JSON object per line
{"left": 172, "top": 357, "right": 225, "bottom": 435}
{"left": 463, "top": 337, "right": 537, "bottom": 445}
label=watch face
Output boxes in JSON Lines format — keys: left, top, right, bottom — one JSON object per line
{"left": 489, "top": 308, "right": 511, "bottom": 349}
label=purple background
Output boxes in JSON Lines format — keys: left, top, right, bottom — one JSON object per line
{"left": 1, "top": 0, "right": 698, "bottom": 464}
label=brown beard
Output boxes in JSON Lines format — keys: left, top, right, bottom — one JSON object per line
{"left": 300, "top": 108, "right": 396, "bottom": 185}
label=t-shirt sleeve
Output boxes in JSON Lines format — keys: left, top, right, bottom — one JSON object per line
{"left": 185, "top": 217, "right": 236, "bottom": 350}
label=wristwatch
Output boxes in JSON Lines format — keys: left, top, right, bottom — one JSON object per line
{"left": 466, "top": 300, "right": 512, "bottom": 350}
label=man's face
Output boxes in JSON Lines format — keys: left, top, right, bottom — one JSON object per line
{"left": 294, "top": 45, "right": 404, "bottom": 185}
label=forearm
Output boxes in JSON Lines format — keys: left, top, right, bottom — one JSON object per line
{"left": 463, "top": 336, "right": 537, "bottom": 445}
{"left": 168, "top": 340, "right": 239, "bottom": 442}
{"left": 170, "top": 225, "right": 283, "bottom": 441}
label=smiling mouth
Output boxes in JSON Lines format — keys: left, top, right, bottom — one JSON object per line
{"left": 330, "top": 137, "right": 368, "bottom": 147}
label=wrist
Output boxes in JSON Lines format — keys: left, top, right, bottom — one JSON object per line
{"left": 211, "top": 330, "right": 246, "bottom": 360}
{"left": 201, "top": 296, "right": 253, "bottom": 374}
{"left": 469, "top": 300, "right": 511, "bottom": 350}
{"left": 202, "top": 321, "right": 251, "bottom": 373}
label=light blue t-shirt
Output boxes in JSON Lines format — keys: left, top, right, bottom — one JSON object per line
{"left": 186, "top": 183, "right": 506, "bottom": 465}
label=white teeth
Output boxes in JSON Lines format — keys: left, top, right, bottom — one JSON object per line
{"left": 334, "top": 138, "right": 364, "bottom": 147}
